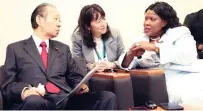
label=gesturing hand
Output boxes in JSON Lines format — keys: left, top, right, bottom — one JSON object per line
{"left": 128, "top": 43, "right": 145, "bottom": 57}
{"left": 135, "top": 41, "right": 156, "bottom": 51}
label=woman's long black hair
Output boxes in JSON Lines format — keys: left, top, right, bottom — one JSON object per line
{"left": 73, "top": 4, "right": 111, "bottom": 48}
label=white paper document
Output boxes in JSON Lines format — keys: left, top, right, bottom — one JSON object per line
{"left": 56, "top": 60, "right": 103, "bottom": 105}
{"left": 68, "top": 61, "right": 102, "bottom": 96}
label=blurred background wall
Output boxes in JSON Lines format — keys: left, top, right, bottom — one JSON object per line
{"left": 0, "top": 0, "right": 202, "bottom": 64}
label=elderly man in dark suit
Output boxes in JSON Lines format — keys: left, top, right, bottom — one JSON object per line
{"left": 184, "top": 9, "right": 203, "bottom": 59}
{"left": 1, "top": 3, "right": 116, "bottom": 110}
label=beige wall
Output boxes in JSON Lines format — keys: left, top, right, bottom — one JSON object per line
{"left": 0, "top": 0, "right": 202, "bottom": 65}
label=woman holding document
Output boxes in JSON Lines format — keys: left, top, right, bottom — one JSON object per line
{"left": 121, "top": 2, "right": 203, "bottom": 105}
{"left": 71, "top": 4, "right": 125, "bottom": 72}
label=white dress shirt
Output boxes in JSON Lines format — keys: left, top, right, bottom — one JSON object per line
{"left": 93, "top": 37, "right": 107, "bottom": 61}
{"left": 32, "top": 34, "right": 49, "bottom": 53}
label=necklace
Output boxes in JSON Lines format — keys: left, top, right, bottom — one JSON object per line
{"left": 150, "top": 37, "right": 161, "bottom": 41}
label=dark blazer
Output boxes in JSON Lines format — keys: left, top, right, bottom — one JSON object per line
{"left": 184, "top": 9, "right": 203, "bottom": 58}
{"left": 1, "top": 37, "right": 84, "bottom": 106}
{"left": 71, "top": 28, "right": 125, "bottom": 68}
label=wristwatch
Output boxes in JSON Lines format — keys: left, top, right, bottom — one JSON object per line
{"left": 154, "top": 46, "right": 159, "bottom": 53}
{"left": 154, "top": 42, "right": 160, "bottom": 53}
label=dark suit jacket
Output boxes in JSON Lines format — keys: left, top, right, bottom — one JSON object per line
{"left": 184, "top": 9, "right": 203, "bottom": 58}
{"left": 1, "top": 37, "right": 84, "bottom": 106}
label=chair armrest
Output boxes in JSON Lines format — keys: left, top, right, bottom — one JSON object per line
{"left": 129, "top": 68, "right": 168, "bottom": 105}
{"left": 91, "top": 71, "right": 134, "bottom": 110}
{"left": 92, "top": 72, "right": 130, "bottom": 79}
{"left": 0, "top": 65, "right": 4, "bottom": 110}
{"left": 113, "top": 69, "right": 129, "bottom": 73}
{"left": 0, "top": 90, "right": 3, "bottom": 110}
{"left": 129, "top": 69, "right": 164, "bottom": 75}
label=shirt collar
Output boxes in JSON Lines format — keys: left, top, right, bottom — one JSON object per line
{"left": 93, "top": 37, "right": 102, "bottom": 41}
{"left": 32, "top": 33, "right": 49, "bottom": 48}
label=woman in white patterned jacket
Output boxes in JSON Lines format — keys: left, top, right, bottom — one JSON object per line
{"left": 120, "top": 2, "right": 203, "bottom": 105}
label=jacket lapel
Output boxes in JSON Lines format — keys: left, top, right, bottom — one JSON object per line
{"left": 83, "top": 45, "right": 95, "bottom": 63}
{"left": 23, "top": 37, "right": 46, "bottom": 74}
{"left": 83, "top": 37, "right": 114, "bottom": 63}
{"left": 47, "top": 40, "right": 59, "bottom": 75}
{"left": 104, "top": 37, "right": 114, "bottom": 60}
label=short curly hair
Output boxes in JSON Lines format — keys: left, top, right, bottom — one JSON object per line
{"left": 145, "top": 2, "right": 181, "bottom": 35}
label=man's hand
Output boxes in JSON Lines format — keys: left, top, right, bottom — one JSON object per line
{"left": 77, "top": 84, "right": 89, "bottom": 94}
{"left": 198, "top": 44, "right": 203, "bottom": 50}
{"left": 35, "top": 83, "right": 45, "bottom": 97}
{"left": 22, "top": 87, "right": 40, "bottom": 100}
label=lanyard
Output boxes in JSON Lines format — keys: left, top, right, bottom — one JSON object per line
{"left": 94, "top": 40, "right": 106, "bottom": 60}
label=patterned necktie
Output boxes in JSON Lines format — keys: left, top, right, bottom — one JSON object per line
{"left": 40, "top": 42, "right": 48, "bottom": 69}
{"left": 40, "top": 42, "right": 60, "bottom": 93}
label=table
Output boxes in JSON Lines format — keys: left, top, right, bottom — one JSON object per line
{"left": 154, "top": 104, "right": 203, "bottom": 110}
